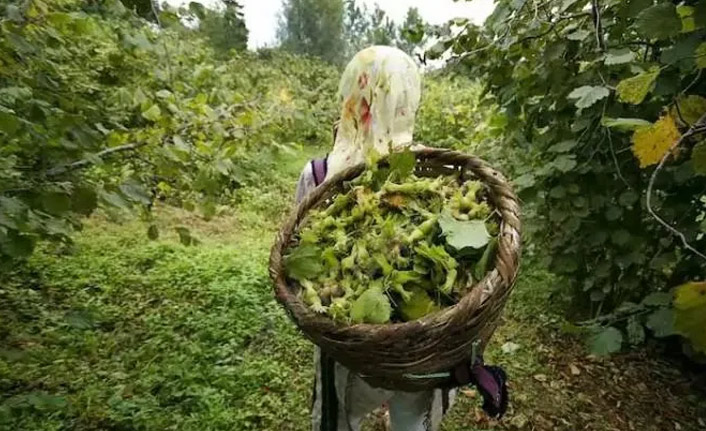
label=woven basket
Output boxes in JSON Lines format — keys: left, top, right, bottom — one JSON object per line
{"left": 269, "top": 148, "right": 521, "bottom": 391}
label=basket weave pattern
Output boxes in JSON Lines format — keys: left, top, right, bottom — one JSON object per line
{"left": 269, "top": 148, "right": 521, "bottom": 391}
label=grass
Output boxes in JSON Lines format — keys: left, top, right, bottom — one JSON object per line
{"left": 1, "top": 146, "right": 705, "bottom": 430}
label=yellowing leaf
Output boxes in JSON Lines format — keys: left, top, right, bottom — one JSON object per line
{"left": 631, "top": 115, "right": 681, "bottom": 168}
{"left": 616, "top": 67, "right": 660, "bottom": 105}
{"left": 674, "top": 281, "right": 706, "bottom": 310}
{"left": 674, "top": 282, "right": 706, "bottom": 353}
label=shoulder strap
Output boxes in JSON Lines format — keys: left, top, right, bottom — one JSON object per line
{"left": 310, "top": 155, "right": 329, "bottom": 187}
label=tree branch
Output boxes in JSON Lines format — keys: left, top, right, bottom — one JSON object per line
{"left": 47, "top": 142, "right": 147, "bottom": 176}
{"left": 646, "top": 113, "right": 706, "bottom": 262}
{"left": 591, "top": 0, "right": 605, "bottom": 52}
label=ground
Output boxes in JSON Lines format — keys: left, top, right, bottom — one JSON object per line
{"left": 1, "top": 148, "right": 704, "bottom": 430}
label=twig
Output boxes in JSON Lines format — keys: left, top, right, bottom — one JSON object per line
{"left": 681, "top": 69, "right": 703, "bottom": 95}
{"left": 605, "top": 128, "right": 630, "bottom": 189}
{"left": 47, "top": 142, "right": 147, "bottom": 176}
{"left": 673, "top": 98, "right": 688, "bottom": 126}
{"left": 517, "top": 13, "right": 589, "bottom": 43}
{"left": 591, "top": 0, "right": 605, "bottom": 51}
{"left": 646, "top": 113, "right": 706, "bottom": 262}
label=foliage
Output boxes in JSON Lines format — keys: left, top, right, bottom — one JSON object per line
{"left": 397, "top": 7, "right": 427, "bottom": 56}
{"left": 416, "top": 74, "right": 506, "bottom": 150}
{"left": 4, "top": 176, "right": 703, "bottom": 430}
{"left": 0, "top": 211, "right": 314, "bottom": 430}
{"left": 285, "top": 160, "right": 497, "bottom": 323}
{"left": 276, "top": 0, "right": 346, "bottom": 64}
{"left": 0, "top": 0, "right": 338, "bottom": 265}
{"left": 190, "top": 0, "right": 249, "bottom": 56}
{"left": 433, "top": 0, "right": 706, "bottom": 354}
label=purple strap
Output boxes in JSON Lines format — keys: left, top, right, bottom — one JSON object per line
{"left": 452, "top": 358, "right": 508, "bottom": 419}
{"left": 311, "top": 156, "right": 328, "bottom": 187}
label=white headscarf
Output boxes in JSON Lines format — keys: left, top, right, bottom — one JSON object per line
{"left": 327, "top": 46, "right": 422, "bottom": 178}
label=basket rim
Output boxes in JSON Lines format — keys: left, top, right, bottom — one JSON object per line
{"left": 269, "top": 147, "right": 522, "bottom": 341}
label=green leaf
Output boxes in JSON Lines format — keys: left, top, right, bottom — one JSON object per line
{"left": 0, "top": 230, "right": 35, "bottom": 258}
{"left": 0, "top": 111, "right": 20, "bottom": 134}
{"left": 605, "top": 205, "right": 623, "bottom": 221}
{"left": 646, "top": 308, "right": 676, "bottom": 337}
{"left": 25, "top": 392, "right": 68, "bottom": 411}
{"left": 611, "top": 229, "right": 631, "bottom": 246}
{"left": 100, "top": 190, "right": 129, "bottom": 211}
{"left": 601, "top": 117, "right": 651, "bottom": 131}
{"left": 284, "top": 243, "right": 324, "bottom": 281}
{"left": 548, "top": 140, "right": 578, "bottom": 152}
{"left": 696, "top": 1, "right": 706, "bottom": 28}
{"left": 147, "top": 224, "right": 159, "bottom": 240}
{"left": 474, "top": 237, "right": 498, "bottom": 281}
{"left": 642, "top": 292, "right": 673, "bottom": 307}
{"left": 175, "top": 226, "right": 192, "bottom": 246}
{"left": 567, "top": 85, "right": 610, "bottom": 109}
{"left": 616, "top": 67, "right": 660, "bottom": 104}
{"left": 64, "top": 309, "right": 96, "bottom": 329}
{"left": 350, "top": 287, "right": 391, "bottom": 324}
{"left": 399, "top": 288, "right": 439, "bottom": 321}
{"left": 71, "top": 187, "right": 97, "bottom": 216}
{"left": 692, "top": 140, "right": 706, "bottom": 175}
{"left": 635, "top": 3, "right": 682, "bottom": 40}
{"left": 551, "top": 154, "right": 577, "bottom": 172}
{"left": 119, "top": 182, "right": 151, "bottom": 205}
{"left": 589, "top": 326, "right": 623, "bottom": 356}
{"left": 626, "top": 316, "right": 645, "bottom": 345}
{"left": 604, "top": 48, "right": 635, "bottom": 65}
{"left": 512, "top": 173, "right": 535, "bottom": 189}
{"left": 439, "top": 212, "right": 490, "bottom": 250}
{"left": 696, "top": 42, "right": 706, "bottom": 68}
{"left": 387, "top": 148, "right": 416, "bottom": 181}
{"left": 567, "top": 29, "right": 590, "bottom": 41}
{"left": 141, "top": 104, "right": 162, "bottom": 122}
{"left": 550, "top": 186, "right": 566, "bottom": 198}
{"left": 661, "top": 34, "right": 701, "bottom": 66}
{"left": 618, "top": 190, "right": 638, "bottom": 207}
{"left": 42, "top": 192, "right": 71, "bottom": 215}
{"left": 156, "top": 89, "right": 173, "bottom": 99}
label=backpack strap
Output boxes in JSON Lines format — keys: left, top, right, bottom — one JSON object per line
{"left": 311, "top": 155, "right": 329, "bottom": 187}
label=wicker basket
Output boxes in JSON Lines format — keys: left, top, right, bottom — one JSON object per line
{"left": 269, "top": 148, "right": 521, "bottom": 391}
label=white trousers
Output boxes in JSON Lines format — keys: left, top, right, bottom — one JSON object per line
{"left": 312, "top": 348, "right": 456, "bottom": 431}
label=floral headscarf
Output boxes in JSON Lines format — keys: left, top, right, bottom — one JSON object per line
{"left": 327, "top": 46, "right": 422, "bottom": 177}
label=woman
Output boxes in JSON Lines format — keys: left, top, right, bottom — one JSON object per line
{"left": 295, "top": 46, "right": 506, "bottom": 431}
